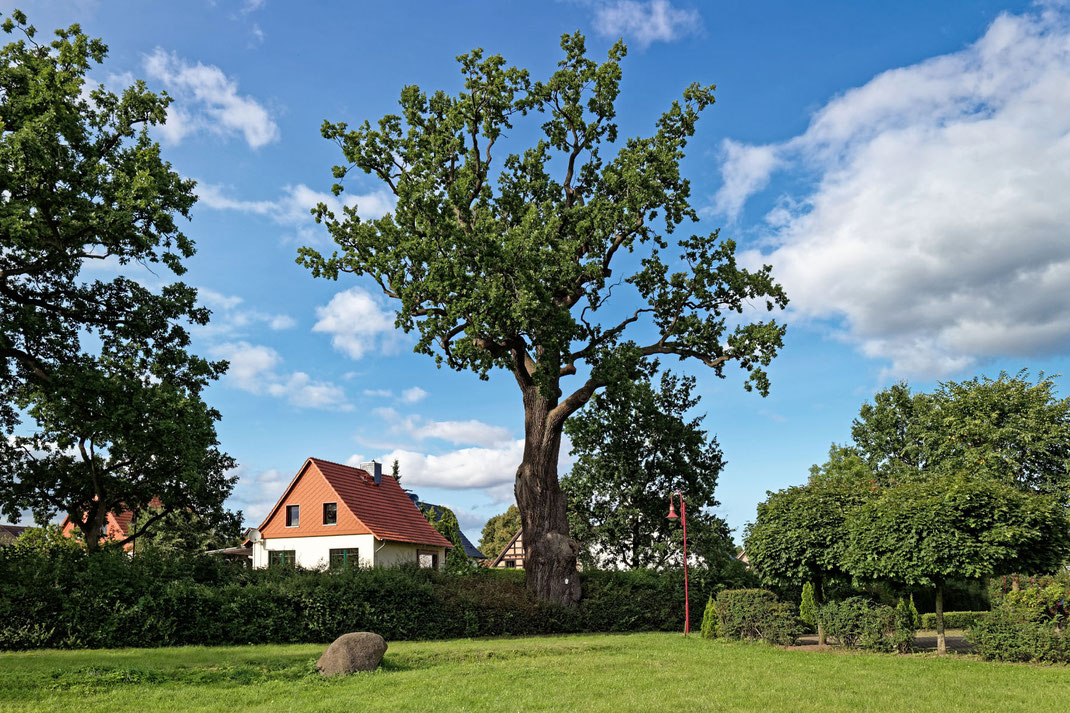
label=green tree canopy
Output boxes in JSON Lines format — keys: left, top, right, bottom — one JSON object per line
{"left": 0, "top": 12, "right": 235, "bottom": 549}
{"left": 299, "top": 32, "right": 787, "bottom": 604}
{"left": 562, "top": 371, "right": 732, "bottom": 570}
{"left": 479, "top": 504, "right": 521, "bottom": 561}
{"left": 843, "top": 472, "right": 1070, "bottom": 653}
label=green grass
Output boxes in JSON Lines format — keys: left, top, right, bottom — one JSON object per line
{"left": 0, "top": 633, "right": 1067, "bottom": 713}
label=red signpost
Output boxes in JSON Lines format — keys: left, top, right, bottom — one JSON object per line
{"left": 666, "top": 490, "right": 689, "bottom": 636}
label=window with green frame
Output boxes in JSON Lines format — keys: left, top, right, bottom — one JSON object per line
{"left": 329, "top": 548, "right": 359, "bottom": 569}
{"left": 268, "top": 550, "right": 295, "bottom": 567}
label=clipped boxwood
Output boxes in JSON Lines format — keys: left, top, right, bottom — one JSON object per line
{"left": 920, "top": 611, "right": 988, "bottom": 630}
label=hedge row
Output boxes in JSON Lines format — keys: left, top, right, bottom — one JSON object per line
{"left": 920, "top": 611, "right": 988, "bottom": 630}
{"left": 0, "top": 548, "right": 736, "bottom": 649}
{"left": 712, "top": 589, "right": 800, "bottom": 645}
{"left": 968, "top": 608, "right": 1069, "bottom": 663}
{"left": 819, "top": 597, "right": 915, "bottom": 653}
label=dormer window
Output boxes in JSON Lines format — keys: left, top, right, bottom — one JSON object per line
{"left": 285, "top": 504, "right": 299, "bottom": 527}
{"left": 323, "top": 502, "right": 337, "bottom": 525}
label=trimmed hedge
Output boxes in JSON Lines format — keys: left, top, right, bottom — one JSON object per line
{"left": 714, "top": 589, "right": 800, "bottom": 646}
{"left": 968, "top": 608, "right": 1069, "bottom": 663}
{"left": 0, "top": 548, "right": 722, "bottom": 649}
{"left": 920, "top": 611, "right": 988, "bottom": 630}
{"left": 818, "top": 597, "right": 915, "bottom": 653}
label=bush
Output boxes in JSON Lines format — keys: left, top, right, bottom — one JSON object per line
{"left": 715, "top": 589, "right": 800, "bottom": 646}
{"left": 0, "top": 548, "right": 728, "bottom": 649}
{"left": 799, "top": 583, "right": 817, "bottom": 632}
{"left": 700, "top": 595, "right": 717, "bottom": 639}
{"left": 819, "top": 597, "right": 915, "bottom": 653}
{"left": 968, "top": 607, "right": 1069, "bottom": 663}
{"left": 919, "top": 611, "right": 989, "bottom": 630}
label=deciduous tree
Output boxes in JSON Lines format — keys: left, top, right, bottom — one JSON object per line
{"left": 479, "top": 504, "right": 521, "bottom": 562}
{"left": 561, "top": 371, "right": 732, "bottom": 570}
{"left": 0, "top": 12, "right": 235, "bottom": 548}
{"left": 300, "top": 33, "right": 787, "bottom": 604}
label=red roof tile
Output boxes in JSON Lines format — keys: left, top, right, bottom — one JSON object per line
{"left": 272, "top": 458, "right": 452, "bottom": 549}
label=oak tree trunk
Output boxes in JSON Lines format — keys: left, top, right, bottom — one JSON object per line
{"left": 515, "top": 388, "right": 581, "bottom": 607}
{"left": 935, "top": 583, "right": 946, "bottom": 655}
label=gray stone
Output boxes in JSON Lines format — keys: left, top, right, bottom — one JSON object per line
{"left": 316, "top": 632, "right": 388, "bottom": 676}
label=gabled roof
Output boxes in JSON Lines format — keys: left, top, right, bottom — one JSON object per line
{"left": 490, "top": 527, "right": 524, "bottom": 567}
{"left": 0, "top": 523, "right": 27, "bottom": 544}
{"left": 417, "top": 501, "right": 485, "bottom": 559}
{"left": 257, "top": 458, "right": 452, "bottom": 549}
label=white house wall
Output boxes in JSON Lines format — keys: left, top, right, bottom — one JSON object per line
{"left": 252, "top": 534, "right": 447, "bottom": 571}
{"left": 252, "top": 533, "right": 377, "bottom": 569}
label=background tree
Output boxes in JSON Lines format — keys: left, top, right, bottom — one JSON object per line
{"left": 743, "top": 446, "right": 872, "bottom": 644}
{"left": 0, "top": 12, "right": 236, "bottom": 547}
{"left": 479, "top": 504, "right": 521, "bottom": 561}
{"left": 843, "top": 473, "right": 1070, "bottom": 654}
{"left": 130, "top": 505, "right": 244, "bottom": 554}
{"left": 420, "top": 503, "right": 473, "bottom": 573}
{"left": 299, "top": 33, "right": 787, "bottom": 604}
{"left": 561, "top": 371, "right": 732, "bottom": 570}
{"left": 851, "top": 372, "right": 1070, "bottom": 500}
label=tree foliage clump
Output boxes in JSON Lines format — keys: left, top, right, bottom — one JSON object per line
{"left": 419, "top": 503, "right": 475, "bottom": 573}
{"left": 299, "top": 31, "right": 788, "bottom": 604}
{"left": 479, "top": 505, "right": 521, "bottom": 562}
{"left": 0, "top": 12, "right": 236, "bottom": 549}
{"left": 562, "top": 371, "right": 731, "bottom": 570}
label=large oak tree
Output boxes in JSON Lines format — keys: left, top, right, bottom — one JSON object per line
{"left": 300, "top": 34, "right": 787, "bottom": 604}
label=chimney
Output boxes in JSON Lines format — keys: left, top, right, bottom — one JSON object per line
{"left": 361, "top": 460, "right": 382, "bottom": 485}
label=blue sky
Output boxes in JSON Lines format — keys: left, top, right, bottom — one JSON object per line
{"left": 13, "top": 0, "right": 1070, "bottom": 547}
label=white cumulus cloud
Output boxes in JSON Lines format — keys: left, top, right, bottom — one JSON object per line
{"left": 590, "top": 0, "right": 702, "bottom": 48}
{"left": 143, "top": 48, "right": 279, "bottom": 149}
{"left": 724, "top": 8, "right": 1070, "bottom": 378}
{"left": 210, "top": 341, "right": 351, "bottom": 411}
{"left": 312, "top": 287, "right": 399, "bottom": 359}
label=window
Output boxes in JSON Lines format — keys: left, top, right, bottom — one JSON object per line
{"left": 323, "top": 502, "right": 337, "bottom": 526}
{"left": 417, "top": 550, "right": 439, "bottom": 569}
{"left": 505, "top": 560, "right": 517, "bottom": 569}
{"left": 268, "top": 550, "right": 295, "bottom": 568}
{"left": 285, "top": 504, "right": 299, "bottom": 527}
{"left": 329, "top": 548, "right": 359, "bottom": 569}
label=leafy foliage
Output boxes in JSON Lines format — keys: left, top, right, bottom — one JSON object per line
{"left": 0, "top": 548, "right": 736, "bottom": 649}
{"left": 799, "top": 582, "right": 817, "bottom": 630}
{"left": 968, "top": 608, "right": 1069, "bottom": 663}
{"left": 919, "top": 611, "right": 988, "bottom": 630}
{"left": 0, "top": 11, "right": 235, "bottom": 548}
{"left": 479, "top": 505, "right": 521, "bottom": 561}
{"left": 562, "top": 371, "right": 731, "bottom": 569}
{"left": 714, "top": 589, "right": 801, "bottom": 646}
{"left": 818, "top": 597, "right": 915, "bottom": 653}
{"left": 419, "top": 503, "right": 475, "bottom": 573}
{"left": 130, "top": 507, "right": 244, "bottom": 554}
{"left": 700, "top": 595, "right": 718, "bottom": 639}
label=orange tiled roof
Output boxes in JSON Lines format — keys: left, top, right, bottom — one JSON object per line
{"left": 260, "top": 458, "right": 452, "bottom": 549}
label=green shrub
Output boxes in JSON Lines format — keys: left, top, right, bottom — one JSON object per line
{"left": 909, "top": 594, "right": 921, "bottom": 629}
{"left": 819, "top": 597, "right": 914, "bottom": 653}
{"left": 919, "top": 611, "right": 988, "bottom": 630}
{"left": 715, "top": 589, "right": 800, "bottom": 646}
{"left": 700, "top": 595, "right": 718, "bottom": 639}
{"left": 799, "top": 582, "right": 817, "bottom": 632}
{"left": 968, "top": 607, "right": 1069, "bottom": 663}
{"left": 0, "top": 548, "right": 732, "bottom": 649}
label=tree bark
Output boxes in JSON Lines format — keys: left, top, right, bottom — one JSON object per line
{"left": 935, "top": 583, "right": 946, "bottom": 655}
{"left": 815, "top": 577, "right": 826, "bottom": 646}
{"left": 515, "top": 387, "right": 581, "bottom": 607}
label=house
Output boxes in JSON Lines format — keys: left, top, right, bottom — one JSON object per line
{"left": 248, "top": 457, "right": 452, "bottom": 570}
{"left": 0, "top": 523, "right": 27, "bottom": 546}
{"left": 489, "top": 528, "right": 524, "bottom": 568}
{"left": 406, "top": 494, "right": 485, "bottom": 561}
{"left": 59, "top": 499, "right": 161, "bottom": 550}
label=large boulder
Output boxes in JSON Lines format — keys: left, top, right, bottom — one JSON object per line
{"left": 316, "top": 632, "right": 388, "bottom": 676}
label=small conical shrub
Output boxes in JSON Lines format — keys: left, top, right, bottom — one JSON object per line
{"left": 909, "top": 593, "right": 921, "bottom": 629}
{"left": 700, "top": 595, "right": 719, "bottom": 639}
{"left": 799, "top": 582, "right": 817, "bottom": 630}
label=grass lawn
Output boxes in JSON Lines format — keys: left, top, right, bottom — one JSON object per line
{"left": 1, "top": 633, "right": 1067, "bottom": 713}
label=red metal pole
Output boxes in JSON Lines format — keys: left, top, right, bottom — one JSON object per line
{"left": 668, "top": 490, "right": 689, "bottom": 636}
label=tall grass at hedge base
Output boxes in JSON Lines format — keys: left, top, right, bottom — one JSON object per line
{"left": 0, "top": 547, "right": 731, "bottom": 650}
{"left": 818, "top": 597, "right": 915, "bottom": 653}
{"left": 714, "top": 589, "right": 801, "bottom": 646}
